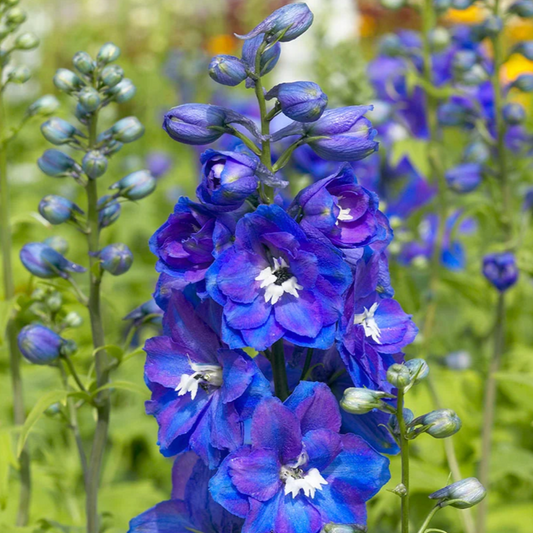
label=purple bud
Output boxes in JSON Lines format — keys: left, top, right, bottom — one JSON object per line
{"left": 266, "top": 81, "right": 327, "bottom": 122}
{"left": 445, "top": 163, "right": 482, "bottom": 193}
{"left": 163, "top": 104, "right": 229, "bottom": 145}
{"left": 463, "top": 141, "right": 490, "bottom": 164}
{"left": 437, "top": 99, "right": 476, "bottom": 127}
{"left": 38, "top": 195, "right": 83, "bottom": 225}
{"left": 123, "top": 298, "right": 162, "bottom": 326}
{"left": 109, "top": 169, "right": 156, "bottom": 200}
{"left": 98, "top": 195, "right": 121, "bottom": 227}
{"left": 41, "top": 117, "right": 83, "bottom": 145}
{"left": 241, "top": 35, "right": 281, "bottom": 81}
{"left": 18, "top": 324, "right": 67, "bottom": 365}
{"left": 305, "top": 106, "right": 379, "bottom": 161}
{"left": 20, "top": 242, "right": 85, "bottom": 279}
{"left": 100, "top": 243, "right": 133, "bottom": 276}
{"left": 482, "top": 252, "right": 518, "bottom": 291}
{"left": 236, "top": 3, "right": 314, "bottom": 43}
{"left": 510, "top": 73, "right": 533, "bottom": 92}
{"left": 502, "top": 102, "right": 526, "bottom": 125}
{"left": 208, "top": 55, "right": 248, "bottom": 86}
{"left": 38, "top": 149, "right": 80, "bottom": 177}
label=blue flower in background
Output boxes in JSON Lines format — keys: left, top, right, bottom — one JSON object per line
{"left": 210, "top": 381, "right": 390, "bottom": 533}
{"left": 144, "top": 292, "right": 270, "bottom": 466}
{"left": 129, "top": 452, "right": 243, "bottom": 533}
{"left": 206, "top": 204, "right": 352, "bottom": 351}
{"left": 482, "top": 252, "right": 519, "bottom": 292}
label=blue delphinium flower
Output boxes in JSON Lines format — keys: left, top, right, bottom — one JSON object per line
{"left": 206, "top": 204, "right": 352, "bottom": 351}
{"left": 144, "top": 292, "right": 270, "bottom": 466}
{"left": 445, "top": 162, "right": 483, "bottom": 193}
{"left": 482, "top": 252, "right": 519, "bottom": 292}
{"left": 209, "top": 381, "right": 390, "bottom": 533}
{"left": 129, "top": 452, "right": 244, "bottom": 533}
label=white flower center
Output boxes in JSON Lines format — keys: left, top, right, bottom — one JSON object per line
{"left": 255, "top": 257, "right": 303, "bottom": 306}
{"left": 353, "top": 302, "right": 381, "bottom": 343}
{"left": 175, "top": 358, "right": 223, "bottom": 400}
{"left": 280, "top": 452, "right": 328, "bottom": 499}
{"left": 337, "top": 206, "right": 353, "bottom": 223}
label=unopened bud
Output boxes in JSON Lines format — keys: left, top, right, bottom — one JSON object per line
{"left": 109, "top": 169, "right": 156, "bottom": 200}
{"left": 97, "top": 42, "right": 120, "bottom": 64}
{"left": 82, "top": 150, "right": 108, "bottom": 179}
{"left": 386, "top": 364, "right": 412, "bottom": 389}
{"left": 5, "top": 7, "right": 26, "bottom": 25}
{"left": 341, "top": 388, "right": 393, "bottom": 415}
{"left": 78, "top": 86, "right": 101, "bottom": 113}
{"left": 429, "top": 478, "right": 486, "bottom": 509}
{"left": 100, "top": 243, "right": 133, "bottom": 276}
{"left": 72, "top": 51, "right": 95, "bottom": 75}
{"left": 7, "top": 65, "right": 30, "bottom": 84}
{"left": 63, "top": 311, "right": 83, "bottom": 328}
{"left": 98, "top": 195, "right": 121, "bottom": 227}
{"left": 41, "top": 117, "right": 83, "bottom": 145}
{"left": 502, "top": 102, "right": 526, "bottom": 125}
{"left": 209, "top": 54, "right": 248, "bottom": 87}
{"left": 18, "top": 324, "right": 65, "bottom": 365}
{"left": 43, "top": 236, "right": 69, "bottom": 254}
{"left": 53, "top": 68, "right": 84, "bottom": 93}
{"left": 38, "top": 194, "right": 83, "bottom": 225}
{"left": 26, "top": 95, "right": 60, "bottom": 117}
{"left": 46, "top": 291, "right": 63, "bottom": 312}
{"left": 107, "top": 78, "right": 136, "bottom": 103}
{"left": 100, "top": 64, "right": 124, "bottom": 87}
{"left": 410, "top": 409, "right": 462, "bottom": 439}
{"left": 38, "top": 149, "right": 80, "bottom": 178}
{"left": 405, "top": 359, "right": 429, "bottom": 386}
{"left": 14, "top": 32, "right": 39, "bottom": 50}
{"left": 321, "top": 524, "right": 366, "bottom": 533}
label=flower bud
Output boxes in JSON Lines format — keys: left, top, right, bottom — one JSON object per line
{"left": 405, "top": 358, "right": 429, "bottom": 385}
{"left": 13, "top": 32, "right": 39, "bottom": 50}
{"left": 429, "top": 478, "right": 486, "bottom": 509}
{"left": 452, "top": 50, "right": 477, "bottom": 73}
{"left": 509, "top": 0, "right": 533, "bottom": 17}
{"left": 38, "top": 149, "right": 80, "bottom": 178}
{"left": 109, "top": 169, "right": 156, "bottom": 200}
{"left": 386, "top": 364, "right": 412, "bottom": 389}
{"left": 123, "top": 298, "right": 162, "bottom": 325}
{"left": 98, "top": 195, "right": 121, "bottom": 227}
{"left": 437, "top": 100, "right": 476, "bottom": 127}
{"left": 445, "top": 163, "right": 482, "bottom": 193}
{"left": 444, "top": 350, "right": 471, "bottom": 371}
{"left": 5, "top": 7, "right": 26, "bottom": 25}
{"left": 82, "top": 150, "right": 108, "bottom": 179}
{"left": 514, "top": 41, "right": 533, "bottom": 61}
{"left": 63, "top": 311, "right": 83, "bottom": 328}
{"left": 163, "top": 104, "right": 229, "bottom": 145}
{"left": 72, "top": 51, "right": 95, "bottom": 75}
{"left": 482, "top": 252, "right": 518, "bottom": 292}
{"left": 340, "top": 388, "right": 391, "bottom": 415}
{"left": 209, "top": 55, "right": 248, "bottom": 86}
{"left": 38, "top": 194, "right": 83, "bottom": 225}
{"left": 46, "top": 291, "right": 63, "bottom": 312}
{"left": 236, "top": 3, "right": 314, "bottom": 42}
{"left": 100, "top": 243, "right": 133, "bottom": 276}
{"left": 102, "top": 140, "right": 124, "bottom": 156}
{"left": 26, "top": 95, "right": 60, "bottom": 117}
{"left": 502, "top": 102, "right": 526, "bottom": 125}
{"left": 78, "top": 86, "right": 101, "bottom": 113}
{"left": 97, "top": 42, "right": 120, "bottom": 64}
{"left": 452, "top": 0, "right": 475, "bottom": 8}
{"left": 20, "top": 242, "right": 85, "bottom": 279}
{"left": 479, "top": 15, "right": 503, "bottom": 38}
{"left": 43, "top": 236, "right": 69, "bottom": 254}
{"left": 304, "top": 106, "right": 378, "bottom": 161}
{"left": 266, "top": 81, "right": 328, "bottom": 122}
{"left": 463, "top": 141, "right": 490, "bottom": 164}
{"left": 379, "top": 34, "right": 404, "bottom": 57}
{"left": 430, "top": 27, "right": 451, "bottom": 51}
{"left": 109, "top": 116, "right": 144, "bottom": 143}
{"left": 41, "top": 117, "right": 83, "bottom": 145}
{"left": 388, "top": 408, "right": 415, "bottom": 437}
{"left": 241, "top": 35, "right": 281, "bottom": 80}
{"left": 107, "top": 78, "right": 136, "bottom": 103}
{"left": 410, "top": 409, "right": 462, "bottom": 438}
{"left": 7, "top": 65, "right": 30, "bottom": 84}
{"left": 53, "top": 68, "right": 84, "bottom": 93}
{"left": 30, "top": 287, "right": 47, "bottom": 301}
{"left": 100, "top": 64, "right": 124, "bottom": 87}
{"left": 321, "top": 524, "right": 366, "bottom": 533}
{"left": 434, "top": 0, "right": 453, "bottom": 13}
{"left": 18, "top": 324, "right": 66, "bottom": 365}
{"left": 510, "top": 73, "right": 533, "bottom": 92}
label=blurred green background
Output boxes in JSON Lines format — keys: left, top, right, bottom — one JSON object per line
{"left": 1, "top": 0, "right": 532, "bottom": 532}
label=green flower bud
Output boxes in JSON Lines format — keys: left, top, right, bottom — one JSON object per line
{"left": 97, "top": 42, "right": 120, "bottom": 65}
{"left": 430, "top": 27, "right": 451, "bottom": 51}
{"left": 53, "top": 68, "right": 84, "bottom": 93}
{"left": 26, "top": 95, "right": 60, "bottom": 117}
{"left": 78, "top": 86, "right": 101, "bottom": 112}
{"left": 0, "top": 24, "right": 11, "bottom": 40}
{"left": 386, "top": 364, "right": 412, "bottom": 389}
{"left": 410, "top": 409, "right": 462, "bottom": 439}
{"left": 63, "top": 311, "right": 83, "bottom": 328}
{"left": 30, "top": 287, "right": 47, "bottom": 301}
{"left": 14, "top": 32, "right": 39, "bottom": 50}
{"left": 100, "top": 64, "right": 124, "bottom": 87}
{"left": 429, "top": 478, "right": 486, "bottom": 509}
{"left": 405, "top": 358, "right": 429, "bottom": 387}
{"left": 5, "top": 7, "right": 26, "bottom": 25}
{"left": 43, "top": 235, "right": 69, "bottom": 254}
{"left": 7, "top": 65, "right": 30, "bottom": 84}
{"left": 4, "top": 0, "right": 21, "bottom": 6}
{"left": 110, "top": 116, "right": 144, "bottom": 143}
{"left": 108, "top": 78, "right": 136, "bottom": 103}
{"left": 46, "top": 291, "right": 63, "bottom": 312}
{"left": 322, "top": 524, "right": 366, "bottom": 533}
{"left": 82, "top": 150, "right": 108, "bottom": 179}
{"left": 72, "top": 51, "right": 95, "bottom": 75}
{"left": 340, "top": 387, "right": 393, "bottom": 415}
{"left": 380, "top": 0, "right": 405, "bottom": 8}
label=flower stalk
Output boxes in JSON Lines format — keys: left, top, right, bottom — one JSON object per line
{"left": 397, "top": 388, "right": 410, "bottom": 533}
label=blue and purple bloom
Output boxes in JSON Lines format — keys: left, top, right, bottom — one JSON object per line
{"left": 206, "top": 204, "right": 352, "bottom": 351}
{"left": 129, "top": 452, "right": 243, "bottom": 533}
{"left": 144, "top": 292, "right": 270, "bottom": 466}
{"left": 210, "top": 381, "right": 390, "bottom": 533}
{"left": 482, "top": 252, "right": 519, "bottom": 292}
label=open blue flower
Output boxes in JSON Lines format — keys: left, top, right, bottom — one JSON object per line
{"left": 210, "top": 381, "right": 390, "bottom": 533}
{"left": 129, "top": 452, "right": 243, "bottom": 533}
{"left": 205, "top": 204, "right": 352, "bottom": 351}
{"left": 144, "top": 292, "right": 270, "bottom": 467}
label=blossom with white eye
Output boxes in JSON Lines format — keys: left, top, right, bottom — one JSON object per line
{"left": 353, "top": 302, "right": 381, "bottom": 343}
{"left": 255, "top": 256, "right": 303, "bottom": 305}
{"left": 175, "top": 359, "right": 223, "bottom": 400}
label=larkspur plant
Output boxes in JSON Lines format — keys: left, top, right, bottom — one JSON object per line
{"left": 0, "top": 0, "right": 59, "bottom": 525}
{"left": 11, "top": 41, "right": 159, "bottom": 533}
{"left": 129, "top": 4, "right": 485, "bottom": 533}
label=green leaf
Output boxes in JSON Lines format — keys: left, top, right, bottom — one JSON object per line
{"left": 494, "top": 372, "right": 533, "bottom": 388}
{"left": 389, "top": 139, "right": 430, "bottom": 177}
{"left": 94, "top": 380, "right": 147, "bottom": 396}
{"left": 92, "top": 344, "right": 124, "bottom": 361}
{"left": 17, "top": 390, "right": 69, "bottom": 458}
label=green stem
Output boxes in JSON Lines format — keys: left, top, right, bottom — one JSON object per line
{"left": 271, "top": 339, "right": 289, "bottom": 401}
{"left": 61, "top": 353, "right": 89, "bottom": 394}
{"left": 416, "top": 505, "right": 441, "bottom": 533}
{"left": 397, "top": 388, "right": 410, "bottom": 533}
{"left": 300, "top": 348, "right": 314, "bottom": 382}
{"left": 85, "top": 112, "right": 111, "bottom": 533}
{"left": 0, "top": 71, "right": 31, "bottom": 527}
{"left": 477, "top": 293, "right": 505, "bottom": 533}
